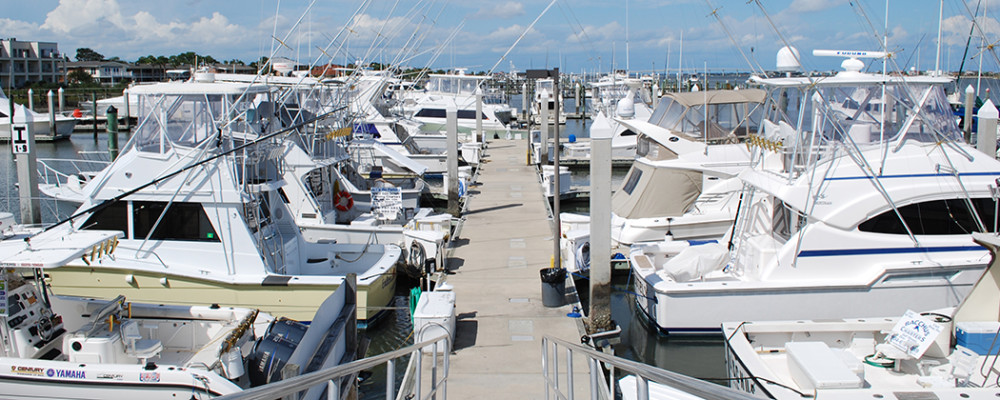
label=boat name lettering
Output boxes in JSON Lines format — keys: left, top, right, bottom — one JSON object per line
{"left": 11, "top": 366, "right": 45, "bottom": 376}
{"left": 140, "top": 372, "right": 160, "bottom": 382}
{"left": 47, "top": 368, "right": 85, "bottom": 379}
{"left": 97, "top": 373, "right": 123, "bottom": 380}
{"left": 381, "top": 274, "right": 396, "bottom": 289}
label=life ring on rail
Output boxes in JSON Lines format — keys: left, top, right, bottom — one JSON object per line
{"left": 334, "top": 190, "right": 354, "bottom": 212}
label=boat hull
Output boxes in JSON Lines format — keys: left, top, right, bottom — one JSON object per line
{"left": 0, "top": 359, "right": 241, "bottom": 399}
{"left": 632, "top": 265, "right": 983, "bottom": 333}
{"left": 0, "top": 118, "right": 75, "bottom": 141}
{"left": 45, "top": 265, "right": 395, "bottom": 323}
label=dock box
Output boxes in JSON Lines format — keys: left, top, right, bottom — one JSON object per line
{"left": 413, "top": 291, "right": 457, "bottom": 354}
{"left": 955, "top": 322, "right": 1000, "bottom": 355}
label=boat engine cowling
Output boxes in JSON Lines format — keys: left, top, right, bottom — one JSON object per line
{"left": 246, "top": 318, "right": 309, "bottom": 386}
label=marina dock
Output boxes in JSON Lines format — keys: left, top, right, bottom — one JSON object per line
{"left": 436, "top": 138, "right": 590, "bottom": 397}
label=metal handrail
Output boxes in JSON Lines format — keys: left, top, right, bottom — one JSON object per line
{"left": 216, "top": 334, "right": 450, "bottom": 400}
{"left": 541, "top": 335, "right": 756, "bottom": 400}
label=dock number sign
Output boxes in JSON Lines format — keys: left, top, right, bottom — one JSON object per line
{"left": 11, "top": 123, "right": 30, "bottom": 154}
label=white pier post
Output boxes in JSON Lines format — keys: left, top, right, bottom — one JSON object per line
{"left": 978, "top": 99, "right": 998, "bottom": 157}
{"left": 11, "top": 104, "right": 40, "bottom": 224}
{"left": 123, "top": 88, "right": 131, "bottom": 132}
{"left": 589, "top": 103, "right": 613, "bottom": 333}
{"left": 521, "top": 82, "right": 529, "bottom": 122}
{"left": 475, "top": 88, "right": 484, "bottom": 145}
{"left": 965, "top": 85, "right": 976, "bottom": 140}
{"left": 47, "top": 90, "right": 55, "bottom": 138}
{"left": 447, "top": 104, "right": 460, "bottom": 217}
{"left": 57, "top": 87, "right": 65, "bottom": 113}
{"left": 26, "top": 88, "right": 34, "bottom": 111}
{"left": 540, "top": 88, "right": 549, "bottom": 164}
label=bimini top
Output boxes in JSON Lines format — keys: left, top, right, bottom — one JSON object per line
{"left": 663, "top": 89, "right": 767, "bottom": 107}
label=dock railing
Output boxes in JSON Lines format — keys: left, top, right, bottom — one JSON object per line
{"left": 541, "top": 335, "right": 757, "bottom": 400}
{"left": 216, "top": 334, "right": 450, "bottom": 400}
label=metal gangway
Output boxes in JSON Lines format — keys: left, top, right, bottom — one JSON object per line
{"left": 217, "top": 334, "right": 450, "bottom": 400}
{"left": 541, "top": 335, "right": 758, "bottom": 400}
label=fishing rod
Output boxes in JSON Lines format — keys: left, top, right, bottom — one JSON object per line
{"left": 39, "top": 106, "right": 347, "bottom": 237}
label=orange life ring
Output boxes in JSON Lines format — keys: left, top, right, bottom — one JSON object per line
{"left": 334, "top": 190, "right": 354, "bottom": 212}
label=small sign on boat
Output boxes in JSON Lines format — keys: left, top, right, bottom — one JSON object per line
{"left": 886, "top": 310, "right": 944, "bottom": 359}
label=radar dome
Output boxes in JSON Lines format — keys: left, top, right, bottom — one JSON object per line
{"left": 776, "top": 46, "right": 801, "bottom": 72}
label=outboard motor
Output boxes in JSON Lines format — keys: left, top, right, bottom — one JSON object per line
{"left": 246, "top": 318, "right": 309, "bottom": 386}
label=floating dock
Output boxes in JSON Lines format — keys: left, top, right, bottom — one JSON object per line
{"left": 432, "top": 138, "right": 590, "bottom": 397}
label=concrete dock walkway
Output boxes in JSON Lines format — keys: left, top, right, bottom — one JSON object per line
{"left": 436, "top": 138, "right": 590, "bottom": 398}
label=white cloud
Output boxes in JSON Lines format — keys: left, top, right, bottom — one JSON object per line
{"left": 471, "top": 2, "right": 526, "bottom": 19}
{"left": 788, "top": 0, "right": 850, "bottom": 13}
{"left": 0, "top": 18, "right": 43, "bottom": 39}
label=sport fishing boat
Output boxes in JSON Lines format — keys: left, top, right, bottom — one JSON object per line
{"left": 397, "top": 69, "right": 514, "bottom": 137}
{"left": 631, "top": 49, "right": 1000, "bottom": 333}
{"left": 0, "top": 212, "right": 361, "bottom": 399}
{"left": 41, "top": 73, "right": 401, "bottom": 323}
{"left": 723, "top": 232, "right": 1000, "bottom": 399}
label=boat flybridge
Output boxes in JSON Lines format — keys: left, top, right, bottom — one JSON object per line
{"left": 43, "top": 73, "right": 401, "bottom": 323}
{"left": 397, "top": 69, "right": 515, "bottom": 137}
{"left": 0, "top": 213, "right": 361, "bottom": 399}
{"left": 631, "top": 48, "right": 1000, "bottom": 333}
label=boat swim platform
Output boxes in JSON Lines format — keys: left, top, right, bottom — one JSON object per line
{"left": 429, "top": 138, "right": 591, "bottom": 398}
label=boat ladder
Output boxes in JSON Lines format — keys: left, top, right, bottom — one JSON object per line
{"left": 541, "top": 335, "right": 756, "bottom": 400}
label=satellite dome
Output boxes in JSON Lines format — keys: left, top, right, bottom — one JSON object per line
{"left": 777, "top": 46, "right": 801, "bottom": 72}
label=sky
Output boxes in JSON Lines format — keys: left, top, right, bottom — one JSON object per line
{"left": 2, "top": 0, "right": 1000, "bottom": 75}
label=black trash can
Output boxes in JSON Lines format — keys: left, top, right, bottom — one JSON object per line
{"left": 540, "top": 268, "right": 567, "bottom": 307}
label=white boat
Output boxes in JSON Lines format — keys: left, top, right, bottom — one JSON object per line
{"left": 42, "top": 75, "right": 401, "bottom": 323}
{"left": 279, "top": 138, "right": 451, "bottom": 274}
{"left": 530, "top": 78, "right": 567, "bottom": 125}
{"left": 631, "top": 48, "right": 1000, "bottom": 333}
{"left": 724, "top": 232, "right": 1000, "bottom": 399}
{"left": 398, "top": 69, "right": 514, "bottom": 137}
{"left": 0, "top": 212, "right": 361, "bottom": 399}
{"left": 0, "top": 87, "right": 75, "bottom": 141}
{"left": 557, "top": 88, "right": 766, "bottom": 271}
{"left": 608, "top": 88, "right": 766, "bottom": 245}
{"left": 562, "top": 74, "right": 655, "bottom": 160}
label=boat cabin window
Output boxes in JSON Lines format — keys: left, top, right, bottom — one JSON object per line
{"left": 772, "top": 200, "right": 807, "bottom": 241}
{"left": 621, "top": 168, "right": 643, "bottom": 195}
{"left": 415, "top": 108, "right": 486, "bottom": 120}
{"left": 82, "top": 201, "right": 129, "bottom": 235}
{"left": 858, "top": 198, "right": 997, "bottom": 235}
{"left": 133, "top": 201, "right": 220, "bottom": 242}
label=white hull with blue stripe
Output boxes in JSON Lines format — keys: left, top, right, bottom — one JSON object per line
{"left": 630, "top": 48, "right": 1000, "bottom": 333}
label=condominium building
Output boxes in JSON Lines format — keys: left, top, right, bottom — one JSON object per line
{"left": 0, "top": 38, "right": 64, "bottom": 88}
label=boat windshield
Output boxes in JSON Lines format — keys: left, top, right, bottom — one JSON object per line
{"left": 425, "top": 76, "right": 481, "bottom": 95}
{"left": 132, "top": 93, "right": 258, "bottom": 153}
{"left": 761, "top": 81, "right": 961, "bottom": 147}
